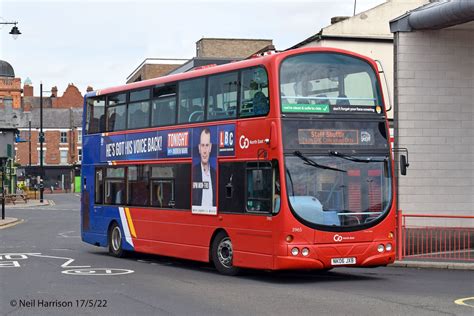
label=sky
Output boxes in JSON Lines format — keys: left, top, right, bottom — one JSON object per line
{"left": 0, "top": 0, "right": 385, "bottom": 96}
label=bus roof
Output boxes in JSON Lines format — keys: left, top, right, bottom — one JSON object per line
{"left": 88, "top": 47, "right": 377, "bottom": 98}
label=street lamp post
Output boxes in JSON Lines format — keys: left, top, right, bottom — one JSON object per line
{"left": 0, "top": 20, "right": 21, "bottom": 39}
{"left": 39, "top": 83, "right": 45, "bottom": 203}
{"left": 0, "top": 157, "right": 8, "bottom": 220}
{"left": 28, "top": 119, "right": 32, "bottom": 167}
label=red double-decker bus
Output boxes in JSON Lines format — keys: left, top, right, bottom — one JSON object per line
{"left": 81, "top": 47, "right": 397, "bottom": 275}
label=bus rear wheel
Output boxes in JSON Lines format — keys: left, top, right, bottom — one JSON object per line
{"left": 211, "top": 232, "right": 240, "bottom": 276}
{"left": 108, "top": 222, "right": 125, "bottom": 258}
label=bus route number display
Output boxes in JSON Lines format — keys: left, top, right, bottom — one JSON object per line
{"left": 298, "top": 129, "right": 361, "bottom": 145}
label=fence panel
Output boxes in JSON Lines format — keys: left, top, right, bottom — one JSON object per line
{"left": 397, "top": 212, "right": 474, "bottom": 262}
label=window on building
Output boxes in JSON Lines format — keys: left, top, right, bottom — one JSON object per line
{"left": 4, "top": 97, "right": 13, "bottom": 107}
{"left": 178, "top": 78, "right": 206, "bottom": 123}
{"left": 77, "top": 129, "right": 82, "bottom": 143}
{"left": 240, "top": 67, "right": 269, "bottom": 117}
{"left": 207, "top": 72, "right": 238, "bottom": 120}
{"left": 37, "top": 149, "right": 46, "bottom": 165}
{"left": 60, "top": 131, "right": 67, "bottom": 143}
{"left": 60, "top": 150, "right": 68, "bottom": 164}
{"left": 78, "top": 148, "right": 82, "bottom": 162}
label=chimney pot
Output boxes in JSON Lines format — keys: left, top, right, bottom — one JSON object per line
{"left": 331, "top": 16, "right": 350, "bottom": 24}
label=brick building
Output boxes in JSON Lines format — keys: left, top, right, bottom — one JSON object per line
{"left": 14, "top": 82, "right": 86, "bottom": 192}
{"left": 127, "top": 38, "right": 273, "bottom": 82}
{"left": 0, "top": 61, "right": 88, "bottom": 192}
{"left": 0, "top": 60, "right": 22, "bottom": 109}
{"left": 195, "top": 38, "right": 273, "bottom": 59}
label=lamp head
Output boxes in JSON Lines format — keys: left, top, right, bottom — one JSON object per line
{"left": 9, "top": 25, "right": 21, "bottom": 40}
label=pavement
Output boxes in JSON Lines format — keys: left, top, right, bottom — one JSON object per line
{"left": 391, "top": 260, "right": 474, "bottom": 270}
{"left": 0, "top": 196, "right": 472, "bottom": 271}
{"left": 0, "top": 199, "right": 49, "bottom": 228}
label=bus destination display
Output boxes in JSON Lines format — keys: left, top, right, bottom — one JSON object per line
{"left": 298, "top": 129, "right": 361, "bottom": 145}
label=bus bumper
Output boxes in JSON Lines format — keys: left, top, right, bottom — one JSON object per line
{"left": 274, "top": 256, "right": 325, "bottom": 270}
{"left": 275, "top": 242, "right": 395, "bottom": 270}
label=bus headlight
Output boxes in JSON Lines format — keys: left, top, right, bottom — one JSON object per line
{"left": 377, "top": 244, "right": 385, "bottom": 253}
{"left": 385, "top": 243, "right": 392, "bottom": 252}
{"left": 301, "top": 248, "right": 310, "bottom": 256}
{"left": 291, "top": 247, "right": 299, "bottom": 256}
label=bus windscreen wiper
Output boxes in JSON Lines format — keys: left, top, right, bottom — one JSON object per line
{"left": 293, "top": 151, "right": 346, "bottom": 173}
{"left": 328, "top": 151, "right": 386, "bottom": 163}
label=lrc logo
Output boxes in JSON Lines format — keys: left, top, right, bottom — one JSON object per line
{"left": 239, "top": 135, "right": 250, "bottom": 149}
{"left": 333, "top": 234, "right": 343, "bottom": 242}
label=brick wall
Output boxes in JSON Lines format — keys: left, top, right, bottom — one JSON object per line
{"left": 196, "top": 38, "right": 273, "bottom": 58}
{"left": 16, "top": 129, "right": 82, "bottom": 166}
{"left": 0, "top": 77, "right": 22, "bottom": 108}
{"left": 395, "top": 29, "right": 473, "bottom": 218}
{"left": 51, "top": 84, "right": 83, "bottom": 108}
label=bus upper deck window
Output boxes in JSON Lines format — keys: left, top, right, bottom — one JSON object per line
{"left": 86, "top": 97, "right": 105, "bottom": 134}
{"left": 240, "top": 67, "right": 269, "bottom": 118}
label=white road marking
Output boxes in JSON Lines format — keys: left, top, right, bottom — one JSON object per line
{"left": 62, "top": 268, "right": 134, "bottom": 276}
{"left": 454, "top": 297, "right": 474, "bottom": 308}
{"left": 0, "top": 252, "right": 90, "bottom": 268}
{"left": 57, "top": 231, "right": 80, "bottom": 238}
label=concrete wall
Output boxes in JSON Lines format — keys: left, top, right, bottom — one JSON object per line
{"left": 322, "top": 0, "right": 428, "bottom": 37}
{"left": 394, "top": 28, "right": 473, "bottom": 221}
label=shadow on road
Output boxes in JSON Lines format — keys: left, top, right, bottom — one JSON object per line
{"left": 87, "top": 250, "right": 383, "bottom": 284}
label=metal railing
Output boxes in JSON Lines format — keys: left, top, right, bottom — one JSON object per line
{"left": 397, "top": 211, "right": 474, "bottom": 262}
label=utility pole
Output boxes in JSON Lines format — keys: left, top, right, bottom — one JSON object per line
{"left": 39, "top": 83, "right": 44, "bottom": 203}
{"left": 28, "top": 119, "right": 32, "bottom": 166}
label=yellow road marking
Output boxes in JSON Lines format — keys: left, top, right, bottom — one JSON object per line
{"left": 0, "top": 219, "right": 24, "bottom": 229}
{"left": 124, "top": 208, "right": 136, "bottom": 238}
{"left": 454, "top": 297, "right": 474, "bottom": 308}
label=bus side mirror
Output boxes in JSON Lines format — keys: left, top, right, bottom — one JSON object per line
{"left": 393, "top": 147, "right": 409, "bottom": 176}
{"left": 400, "top": 155, "right": 409, "bottom": 176}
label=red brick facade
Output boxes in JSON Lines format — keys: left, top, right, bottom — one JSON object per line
{"left": 51, "top": 84, "right": 83, "bottom": 108}
{"left": 0, "top": 77, "right": 22, "bottom": 109}
{"left": 16, "top": 128, "right": 82, "bottom": 166}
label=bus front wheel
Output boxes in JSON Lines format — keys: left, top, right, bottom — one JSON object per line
{"left": 211, "top": 232, "right": 240, "bottom": 276}
{"left": 108, "top": 222, "right": 125, "bottom": 258}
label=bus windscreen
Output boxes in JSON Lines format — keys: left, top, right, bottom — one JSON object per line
{"left": 280, "top": 52, "right": 383, "bottom": 115}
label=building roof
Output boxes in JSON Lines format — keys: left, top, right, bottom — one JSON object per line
{"left": 289, "top": 0, "right": 429, "bottom": 50}
{"left": 15, "top": 108, "right": 83, "bottom": 129}
{"left": 390, "top": 0, "right": 474, "bottom": 32}
{"left": 126, "top": 58, "right": 188, "bottom": 82}
{"left": 166, "top": 57, "right": 242, "bottom": 76}
{"left": 0, "top": 60, "right": 15, "bottom": 77}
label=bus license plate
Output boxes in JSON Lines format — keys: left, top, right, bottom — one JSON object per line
{"left": 331, "top": 257, "right": 356, "bottom": 265}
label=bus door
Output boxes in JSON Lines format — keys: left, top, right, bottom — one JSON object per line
{"left": 217, "top": 161, "right": 276, "bottom": 269}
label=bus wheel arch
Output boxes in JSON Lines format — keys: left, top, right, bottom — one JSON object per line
{"left": 210, "top": 229, "right": 241, "bottom": 276}
{"left": 108, "top": 220, "right": 126, "bottom": 258}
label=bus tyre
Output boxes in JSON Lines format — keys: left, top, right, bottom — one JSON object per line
{"left": 108, "top": 222, "right": 125, "bottom": 258}
{"left": 211, "top": 232, "right": 240, "bottom": 276}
